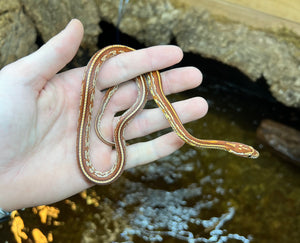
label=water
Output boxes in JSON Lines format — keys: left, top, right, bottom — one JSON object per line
{"left": 1, "top": 77, "right": 299, "bottom": 242}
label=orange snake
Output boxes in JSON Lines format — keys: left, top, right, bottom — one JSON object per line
{"left": 76, "top": 45, "right": 259, "bottom": 185}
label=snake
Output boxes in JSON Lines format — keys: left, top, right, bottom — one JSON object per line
{"left": 76, "top": 45, "right": 259, "bottom": 185}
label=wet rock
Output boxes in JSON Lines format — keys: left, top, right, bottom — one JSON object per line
{"left": 257, "top": 119, "right": 300, "bottom": 166}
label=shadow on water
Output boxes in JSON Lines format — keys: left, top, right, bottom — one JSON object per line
{"left": 1, "top": 21, "right": 299, "bottom": 243}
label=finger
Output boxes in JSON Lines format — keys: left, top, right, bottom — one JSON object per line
{"left": 159, "top": 66, "right": 203, "bottom": 97}
{"left": 124, "top": 132, "right": 185, "bottom": 169}
{"left": 93, "top": 67, "right": 204, "bottom": 141}
{"left": 95, "top": 66, "right": 203, "bottom": 113}
{"left": 97, "top": 45, "right": 184, "bottom": 89}
{"left": 8, "top": 19, "right": 84, "bottom": 90}
{"left": 123, "top": 97, "right": 208, "bottom": 140}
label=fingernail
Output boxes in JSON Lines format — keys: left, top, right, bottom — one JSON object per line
{"left": 65, "top": 19, "right": 76, "bottom": 29}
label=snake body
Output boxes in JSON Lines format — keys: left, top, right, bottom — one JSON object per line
{"left": 76, "top": 45, "right": 259, "bottom": 185}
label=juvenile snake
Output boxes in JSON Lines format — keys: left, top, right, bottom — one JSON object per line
{"left": 76, "top": 45, "right": 259, "bottom": 185}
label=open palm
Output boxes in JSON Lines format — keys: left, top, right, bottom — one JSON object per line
{"left": 0, "top": 19, "right": 207, "bottom": 211}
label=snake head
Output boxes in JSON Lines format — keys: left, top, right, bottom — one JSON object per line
{"left": 226, "top": 142, "right": 259, "bottom": 159}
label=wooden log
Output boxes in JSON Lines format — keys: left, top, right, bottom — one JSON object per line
{"left": 257, "top": 119, "right": 300, "bottom": 166}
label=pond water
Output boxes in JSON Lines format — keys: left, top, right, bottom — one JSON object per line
{"left": 1, "top": 53, "right": 299, "bottom": 242}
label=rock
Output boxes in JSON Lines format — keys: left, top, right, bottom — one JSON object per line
{"left": 98, "top": 0, "right": 300, "bottom": 108}
{"left": 257, "top": 119, "right": 300, "bottom": 166}
{"left": 97, "top": 0, "right": 179, "bottom": 45}
{"left": 173, "top": 8, "right": 300, "bottom": 108}
{"left": 0, "top": 0, "right": 36, "bottom": 66}
{"left": 21, "top": 0, "right": 101, "bottom": 52}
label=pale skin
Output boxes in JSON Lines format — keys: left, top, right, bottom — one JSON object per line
{"left": 0, "top": 19, "right": 208, "bottom": 211}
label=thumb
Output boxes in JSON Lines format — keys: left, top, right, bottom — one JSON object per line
{"left": 7, "top": 19, "right": 84, "bottom": 90}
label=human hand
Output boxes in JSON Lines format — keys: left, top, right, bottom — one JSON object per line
{"left": 0, "top": 19, "right": 207, "bottom": 211}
